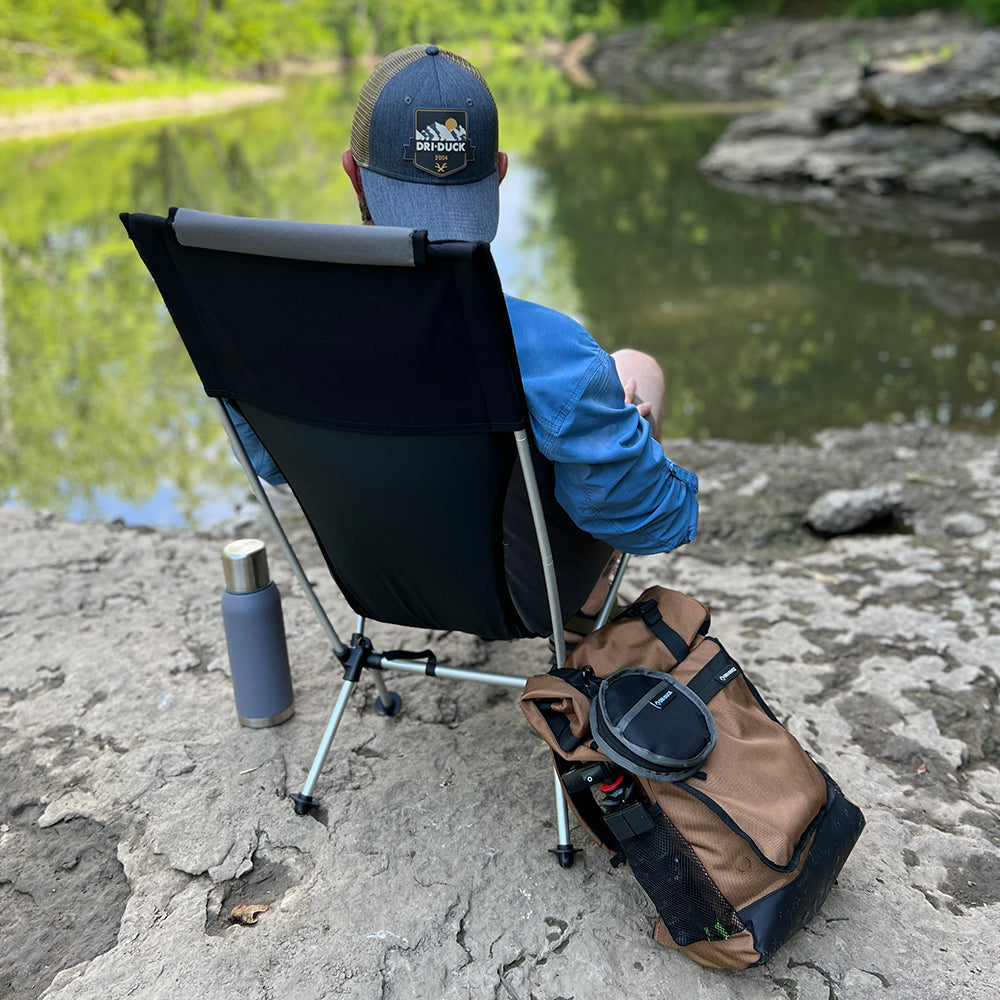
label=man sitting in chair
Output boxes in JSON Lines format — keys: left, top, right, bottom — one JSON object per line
{"left": 236, "top": 44, "right": 699, "bottom": 646}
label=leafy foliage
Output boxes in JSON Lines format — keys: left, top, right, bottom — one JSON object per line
{"left": 0, "top": 0, "right": 625, "bottom": 83}
{"left": 0, "top": 0, "right": 145, "bottom": 79}
{"left": 3, "top": 1, "right": 996, "bottom": 87}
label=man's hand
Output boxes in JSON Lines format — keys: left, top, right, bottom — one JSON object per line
{"left": 624, "top": 376, "right": 653, "bottom": 420}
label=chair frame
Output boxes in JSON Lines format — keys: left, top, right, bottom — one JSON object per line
{"left": 124, "top": 208, "right": 630, "bottom": 865}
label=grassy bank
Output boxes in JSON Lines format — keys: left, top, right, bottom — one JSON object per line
{"left": 1, "top": 73, "right": 243, "bottom": 115}
{"left": 0, "top": 75, "right": 286, "bottom": 142}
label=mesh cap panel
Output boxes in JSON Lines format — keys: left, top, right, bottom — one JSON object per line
{"left": 351, "top": 45, "right": 496, "bottom": 169}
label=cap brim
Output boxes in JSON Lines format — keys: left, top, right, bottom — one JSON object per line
{"left": 360, "top": 166, "right": 499, "bottom": 243}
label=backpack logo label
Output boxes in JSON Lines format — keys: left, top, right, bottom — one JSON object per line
{"left": 650, "top": 689, "right": 674, "bottom": 710}
{"left": 405, "top": 110, "right": 474, "bottom": 177}
{"left": 716, "top": 665, "right": 740, "bottom": 686}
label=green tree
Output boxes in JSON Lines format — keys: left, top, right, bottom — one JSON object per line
{"left": 0, "top": 0, "right": 145, "bottom": 80}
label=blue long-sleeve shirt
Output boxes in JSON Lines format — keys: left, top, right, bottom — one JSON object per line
{"left": 505, "top": 295, "right": 697, "bottom": 555}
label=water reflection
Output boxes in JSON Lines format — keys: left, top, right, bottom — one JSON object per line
{"left": 0, "top": 77, "right": 365, "bottom": 527}
{"left": 0, "top": 69, "right": 996, "bottom": 529}
{"left": 526, "top": 107, "right": 1000, "bottom": 442}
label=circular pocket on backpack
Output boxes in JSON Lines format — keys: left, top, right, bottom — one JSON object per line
{"left": 589, "top": 668, "right": 717, "bottom": 782}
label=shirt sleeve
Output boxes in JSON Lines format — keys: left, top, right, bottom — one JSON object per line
{"left": 222, "top": 401, "right": 286, "bottom": 486}
{"left": 544, "top": 354, "right": 699, "bottom": 554}
{"left": 508, "top": 296, "right": 698, "bottom": 555}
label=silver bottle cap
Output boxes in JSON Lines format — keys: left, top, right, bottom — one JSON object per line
{"left": 222, "top": 538, "right": 271, "bottom": 593}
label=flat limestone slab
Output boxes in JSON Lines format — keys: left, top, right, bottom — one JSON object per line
{"left": 2, "top": 425, "right": 999, "bottom": 1000}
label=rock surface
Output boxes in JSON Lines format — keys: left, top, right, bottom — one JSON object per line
{"left": 585, "top": 13, "right": 1000, "bottom": 209}
{"left": 585, "top": 13, "right": 985, "bottom": 103}
{"left": 696, "top": 16, "right": 1000, "bottom": 207}
{"left": 2, "top": 423, "right": 999, "bottom": 999}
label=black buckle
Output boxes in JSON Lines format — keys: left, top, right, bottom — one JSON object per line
{"left": 604, "top": 802, "right": 655, "bottom": 842}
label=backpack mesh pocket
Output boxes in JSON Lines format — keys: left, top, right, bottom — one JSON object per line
{"left": 619, "top": 803, "right": 746, "bottom": 947}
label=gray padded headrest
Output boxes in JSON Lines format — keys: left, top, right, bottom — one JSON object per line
{"left": 171, "top": 208, "right": 419, "bottom": 267}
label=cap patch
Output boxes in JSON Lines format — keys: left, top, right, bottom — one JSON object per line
{"left": 405, "top": 109, "right": 474, "bottom": 177}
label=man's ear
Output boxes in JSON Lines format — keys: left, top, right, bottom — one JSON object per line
{"left": 498, "top": 151, "right": 508, "bottom": 184}
{"left": 342, "top": 149, "right": 364, "bottom": 197}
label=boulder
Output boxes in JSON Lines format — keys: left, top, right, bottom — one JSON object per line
{"left": 805, "top": 483, "right": 904, "bottom": 536}
{"left": 943, "top": 511, "right": 988, "bottom": 537}
{"left": 700, "top": 118, "right": 1000, "bottom": 202}
{"left": 686, "top": 16, "right": 1000, "bottom": 206}
{"left": 860, "top": 32, "right": 1000, "bottom": 138}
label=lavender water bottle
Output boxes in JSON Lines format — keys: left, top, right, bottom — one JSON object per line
{"left": 221, "top": 539, "right": 294, "bottom": 727}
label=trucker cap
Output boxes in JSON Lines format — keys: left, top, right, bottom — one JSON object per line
{"left": 350, "top": 44, "right": 500, "bottom": 242}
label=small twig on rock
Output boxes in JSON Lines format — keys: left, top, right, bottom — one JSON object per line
{"left": 497, "top": 968, "right": 525, "bottom": 1000}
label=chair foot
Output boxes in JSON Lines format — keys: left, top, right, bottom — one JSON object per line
{"left": 374, "top": 691, "right": 402, "bottom": 716}
{"left": 549, "top": 843, "right": 581, "bottom": 868}
{"left": 291, "top": 792, "right": 319, "bottom": 815}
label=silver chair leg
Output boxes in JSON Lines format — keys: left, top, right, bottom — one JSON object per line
{"left": 547, "top": 553, "right": 631, "bottom": 865}
{"left": 291, "top": 676, "right": 358, "bottom": 814}
{"left": 371, "top": 669, "right": 402, "bottom": 717}
{"left": 550, "top": 765, "right": 580, "bottom": 868}
{"left": 597, "top": 552, "right": 631, "bottom": 627}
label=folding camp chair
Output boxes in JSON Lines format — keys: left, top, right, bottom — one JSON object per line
{"left": 121, "top": 207, "right": 630, "bottom": 865}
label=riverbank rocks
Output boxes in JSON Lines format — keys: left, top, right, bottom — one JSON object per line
{"left": 584, "top": 13, "right": 1000, "bottom": 210}
{"left": 584, "top": 12, "right": 983, "bottom": 103}
{"left": 696, "top": 17, "right": 1000, "bottom": 208}
{"left": 700, "top": 115, "right": 1000, "bottom": 202}
{"left": 860, "top": 31, "right": 1000, "bottom": 137}
{"left": 700, "top": 20, "right": 1000, "bottom": 208}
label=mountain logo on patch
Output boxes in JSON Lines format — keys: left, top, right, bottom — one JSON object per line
{"left": 405, "top": 110, "right": 474, "bottom": 177}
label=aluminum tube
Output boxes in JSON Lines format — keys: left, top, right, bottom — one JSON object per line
{"left": 514, "top": 430, "right": 566, "bottom": 668}
{"left": 378, "top": 657, "right": 528, "bottom": 689}
{"left": 299, "top": 678, "right": 357, "bottom": 798}
{"left": 554, "top": 766, "right": 571, "bottom": 845}
{"left": 595, "top": 552, "right": 632, "bottom": 628}
{"left": 371, "top": 670, "right": 394, "bottom": 703}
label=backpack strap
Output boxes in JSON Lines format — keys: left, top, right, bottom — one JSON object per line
{"left": 549, "top": 665, "right": 602, "bottom": 698}
{"left": 623, "top": 597, "right": 709, "bottom": 665}
{"left": 685, "top": 646, "right": 743, "bottom": 705}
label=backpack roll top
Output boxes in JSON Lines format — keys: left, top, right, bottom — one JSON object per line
{"left": 521, "top": 672, "right": 602, "bottom": 763}
{"left": 566, "top": 586, "right": 711, "bottom": 677}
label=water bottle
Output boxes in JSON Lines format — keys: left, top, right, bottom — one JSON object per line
{"left": 220, "top": 539, "right": 294, "bottom": 727}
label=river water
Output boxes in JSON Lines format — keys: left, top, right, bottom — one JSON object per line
{"left": 1, "top": 66, "right": 997, "bottom": 528}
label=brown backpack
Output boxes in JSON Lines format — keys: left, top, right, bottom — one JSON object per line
{"left": 520, "top": 586, "right": 865, "bottom": 970}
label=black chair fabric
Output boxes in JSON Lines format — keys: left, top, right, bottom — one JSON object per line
{"left": 122, "top": 209, "right": 611, "bottom": 639}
